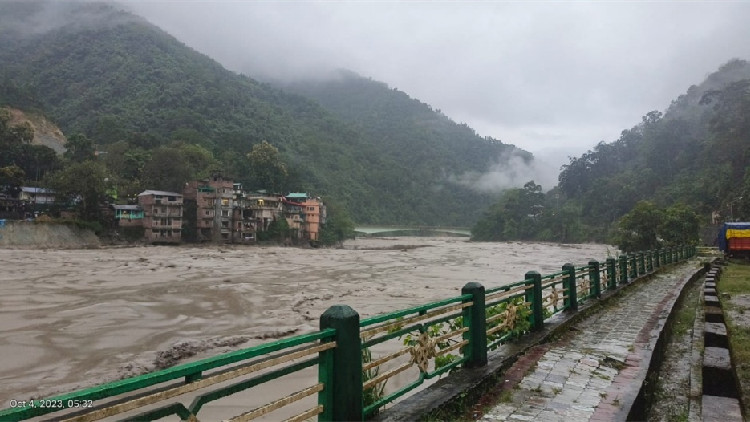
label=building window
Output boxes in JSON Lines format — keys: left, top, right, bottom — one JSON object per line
{"left": 221, "top": 198, "right": 229, "bottom": 206}
{"left": 221, "top": 210, "right": 229, "bottom": 217}
{"left": 205, "top": 210, "right": 211, "bottom": 216}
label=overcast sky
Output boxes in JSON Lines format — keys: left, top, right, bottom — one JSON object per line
{"left": 124, "top": 1, "right": 750, "bottom": 169}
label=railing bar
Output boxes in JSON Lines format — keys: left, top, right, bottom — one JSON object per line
{"left": 486, "top": 292, "right": 526, "bottom": 307}
{"left": 360, "top": 302, "right": 472, "bottom": 339}
{"left": 3, "top": 329, "right": 336, "bottom": 421}
{"left": 362, "top": 309, "right": 466, "bottom": 348}
{"left": 283, "top": 405, "right": 323, "bottom": 422}
{"left": 362, "top": 348, "right": 411, "bottom": 372}
{"left": 360, "top": 295, "right": 472, "bottom": 327}
{"left": 433, "top": 327, "right": 469, "bottom": 345}
{"left": 485, "top": 279, "right": 531, "bottom": 294}
{"left": 487, "top": 323, "right": 510, "bottom": 337}
{"left": 363, "top": 361, "right": 413, "bottom": 391}
{"left": 485, "top": 284, "right": 529, "bottom": 301}
{"left": 425, "top": 356, "right": 467, "bottom": 379}
{"left": 541, "top": 271, "right": 568, "bottom": 279}
{"left": 362, "top": 375, "right": 425, "bottom": 417}
{"left": 229, "top": 383, "right": 324, "bottom": 422}
{"left": 486, "top": 313, "right": 505, "bottom": 324}
{"left": 435, "top": 340, "right": 468, "bottom": 357}
{"left": 58, "top": 344, "right": 333, "bottom": 422}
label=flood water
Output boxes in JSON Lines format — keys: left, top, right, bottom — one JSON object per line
{"left": 0, "top": 237, "right": 613, "bottom": 417}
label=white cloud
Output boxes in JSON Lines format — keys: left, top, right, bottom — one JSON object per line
{"left": 124, "top": 1, "right": 750, "bottom": 155}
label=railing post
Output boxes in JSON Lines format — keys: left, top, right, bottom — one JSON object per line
{"left": 319, "top": 305, "right": 362, "bottom": 421}
{"left": 654, "top": 248, "right": 660, "bottom": 268}
{"left": 525, "top": 271, "right": 544, "bottom": 331}
{"left": 629, "top": 254, "right": 638, "bottom": 279}
{"left": 589, "top": 261, "right": 601, "bottom": 298}
{"left": 646, "top": 250, "right": 653, "bottom": 272}
{"left": 606, "top": 258, "right": 617, "bottom": 289}
{"left": 638, "top": 252, "right": 645, "bottom": 275}
{"left": 462, "top": 282, "right": 487, "bottom": 368}
{"left": 562, "top": 263, "right": 578, "bottom": 311}
{"left": 618, "top": 255, "right": 628, "bottom": 284}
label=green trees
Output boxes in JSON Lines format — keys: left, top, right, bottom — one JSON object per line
{"left": 63, "top": 133, "right": 95, "bottom": 162}
{"left": 319, "top": 201, "right": 355, "bottom": 246}
{"left": 141, "top": 143, "right": 219, "bottom": 192}
{"left": 44, "top": 160, "right": 111, "bottom": 223}
{"left": 612, "top": 201, "right": 663, "bottom": 252}
{"left": 470, "top": 181, "right": 547, "bottom": 241}
{"left": 246, "top": 141, "right": 288, "bottom": 193}
{"left": 0, "top": 108, "right": 60, "bottom": 184}
{"left": 613, "top": 201, "right": 700, "bottom": 253}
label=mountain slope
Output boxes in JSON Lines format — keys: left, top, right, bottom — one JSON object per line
{"left": 557, "top": 58, "right": 750, "bottom": 228}
{"left": 0, "top": 2, "right": 527, "bottom": 226}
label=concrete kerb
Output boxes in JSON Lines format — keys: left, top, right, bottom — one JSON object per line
{"left": 374, "top": 261, "right": 702, "bottom": 422}
{"left": 619, "top": 261, "right": 710, "bottom": 421}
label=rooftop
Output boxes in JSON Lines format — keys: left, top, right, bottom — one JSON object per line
{"left": 138, "top": 190, "right": 183, "bottom": 197}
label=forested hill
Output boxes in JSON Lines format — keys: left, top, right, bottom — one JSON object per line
{"left": 281, "top": 71, "right": 528, "bottom": 223}
{"left": 282, "top": 70, "right": 523, "bottom": 172}
{"left": 557, "top": 58, "right": 750, "bottom": 231}
{"left": 469, "top": 59, "right": 750, "bottom": 245}
{"left": 0, "top": 2, "right": 526, "bottom": 226}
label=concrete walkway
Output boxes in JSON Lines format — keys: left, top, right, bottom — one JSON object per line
{"left": 480, "top": 261, "right": 701, "bottom": 422}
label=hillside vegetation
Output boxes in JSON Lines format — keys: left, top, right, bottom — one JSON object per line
{"left": 472, "top": 59, "right": 750, "bottom": 247}
{"left": 0, "top": 2, "right": 526, "bottom": 227}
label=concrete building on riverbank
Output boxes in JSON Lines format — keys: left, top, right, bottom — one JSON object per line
{"left": 137, "top": 190, "right": 183, "bottom": 243}
{"left": 183, "top": 175, "right": 234, "bottom": 243}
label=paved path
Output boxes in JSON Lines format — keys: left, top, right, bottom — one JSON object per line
{"left": 480, "top": 261, "right": 700, "bottom": 422}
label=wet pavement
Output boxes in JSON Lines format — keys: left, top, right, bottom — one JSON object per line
{"left": 479, "top": 260, "right": 702, "bottom": 422}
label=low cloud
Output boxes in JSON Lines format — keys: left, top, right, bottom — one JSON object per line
{"left": 450, "top": 150, "right": 559, "bottom": 194}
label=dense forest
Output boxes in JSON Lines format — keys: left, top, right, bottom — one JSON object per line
{"left": 0, "top": 1, "right": 525, "bottom": 227}
{"left": 471, "top": 59, "right": 750, "bottom": 250}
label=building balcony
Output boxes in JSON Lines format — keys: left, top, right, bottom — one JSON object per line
{"left": 150, "top": 224, "right": 183, "bottom": 230}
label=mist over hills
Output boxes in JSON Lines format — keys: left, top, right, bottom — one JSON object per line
{"left": 0, "top": 1, "right": 540, "bottom": 226}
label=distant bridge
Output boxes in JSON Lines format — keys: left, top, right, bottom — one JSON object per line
{"left": 354, "top": 225, "right": 471, "bottom": 237}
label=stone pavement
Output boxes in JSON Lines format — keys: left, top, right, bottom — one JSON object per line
{"left": 480, "top": 261, "right": 701, "bottom": 422}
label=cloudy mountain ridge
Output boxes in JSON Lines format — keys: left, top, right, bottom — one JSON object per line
{"left": 0, "top": 1, "right": 531, "bottom": 226}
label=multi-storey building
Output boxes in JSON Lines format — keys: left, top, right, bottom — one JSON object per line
{"left": 302, "top": 197, "right": 325, "bottom": 241}
{"left": 281, "top": 195, "right": 304, "bottom": 240}
{"left": 112, "top": 204, "right": 144, "bottom": 228}
{"left": 244, "top": 193, "right": 283, "bottom": 237}
{"left": 137, "top": 190, "right": 183, "bottom": 243}
{"left": 285, "top": 193, "right": 326, "bottom": 242}
{"left": 183, "top": 175, "right": 234, "bottom": 243}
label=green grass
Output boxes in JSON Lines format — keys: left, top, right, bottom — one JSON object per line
{"left": 671, "top": 279, "right": 700, "bottom": 337}
{"left": 717, "top": 262, "right": 750, "bottom": 418}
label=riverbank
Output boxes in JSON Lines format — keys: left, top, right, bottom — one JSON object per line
{"left": 0, "top": 220, "right": 99, "bottom": 249}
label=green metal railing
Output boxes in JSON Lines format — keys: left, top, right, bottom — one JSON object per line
{"left": 0, "top": 245, "right": 696, "bottom": 421}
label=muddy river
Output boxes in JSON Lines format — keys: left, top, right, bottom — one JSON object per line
{"left": 0, "top": 237, "right": 613, "bottom": 418}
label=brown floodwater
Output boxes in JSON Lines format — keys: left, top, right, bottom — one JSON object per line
{"left": 0, "top": 237, "right": 613, "bottom": 419}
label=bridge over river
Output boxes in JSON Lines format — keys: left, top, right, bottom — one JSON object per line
{"left": 354, "top": 225, "right": 471, "bottom": 237}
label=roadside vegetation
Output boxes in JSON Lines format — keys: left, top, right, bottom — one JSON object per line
{"left": 716, "top": 261, "right": 750, "bottom": 417}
